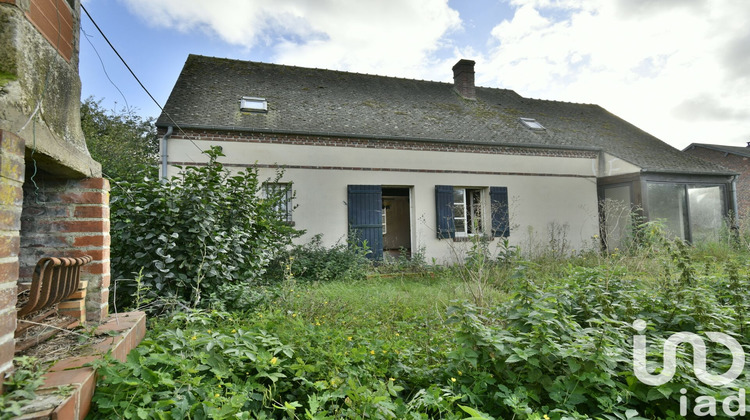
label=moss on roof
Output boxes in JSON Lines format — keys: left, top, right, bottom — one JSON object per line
{"left": 158, "top": 54, "right": 732, "bottom": 175}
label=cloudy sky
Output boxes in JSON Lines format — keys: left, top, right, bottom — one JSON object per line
{"left": 79, "top": 0, "right": 750, "bottom": 149}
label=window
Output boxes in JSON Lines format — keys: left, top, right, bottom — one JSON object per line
{"left": 453, "top": 188, "right": 483, "bottom": 236}
{"left": 646, "top": 182, "right": 725, "bottom": 243}
{"left": 382, "top": 205, "right": 387, "bottom": 235}
{"left": 240, "top": 96, "right": 268, "bottom": 113}
{"left": 264, "top": 182, "right": 293, "bottom": 223}
{"left": 436, "top": 186, "right": 509, "bottom": 239}
{"left": 520, "top": 117, "right": 545, "bottom": 130}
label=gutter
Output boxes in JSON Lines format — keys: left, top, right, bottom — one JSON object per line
{"left": 160, "top": 125, "right": 173, "bottom": 182}
{"left": 155, "top": 122, "right": 602, "bottom": 153}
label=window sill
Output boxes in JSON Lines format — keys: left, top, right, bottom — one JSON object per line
{"left": 452, "top": 235, "right": 492, "bottom": 242}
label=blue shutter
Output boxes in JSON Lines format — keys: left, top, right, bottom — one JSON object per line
{"left": 435, "top": 185, "right": 455, "bottom": 239}
{"left": 347, "top": 185, "right": 383, "bottom": 260}
{"left": 490, "top": 186, "right": 510, "bottom": 237}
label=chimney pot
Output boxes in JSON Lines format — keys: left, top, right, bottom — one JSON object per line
{"left": 452, "top": 59, "right": 476, "bottom": 100}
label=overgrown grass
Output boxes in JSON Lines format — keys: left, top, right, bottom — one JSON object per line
{"left": 90, "top": 238, "right": 750, "bottom": 419}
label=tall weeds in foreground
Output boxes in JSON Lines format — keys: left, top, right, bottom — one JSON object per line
{"left": 446, "top": 235, "right": 520, "bottom": 308}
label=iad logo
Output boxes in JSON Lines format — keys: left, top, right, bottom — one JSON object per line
{"left": 632, "top": 319, "right": 746, "bottom": 417}
{"left": 632, "top": 319, "right": 744, "bottom": 386}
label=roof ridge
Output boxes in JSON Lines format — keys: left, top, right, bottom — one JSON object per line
{"left": 188, "top": 53, "right": 459, "bottom": 87}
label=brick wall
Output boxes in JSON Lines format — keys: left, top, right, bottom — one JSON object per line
{"left": 162, "top": 128, "right": 599, "bottom": 160}
{"left": 0, "top": 130, "right": 24, "bottom": 378}
{"left": 19, "top": 175, "right": 110, "bottom": 323}
{"left": 684, "top": 147, "right": 750, "bottom": 217}
{"left": 25, "top": 0, "right": 75, "bottom": 62}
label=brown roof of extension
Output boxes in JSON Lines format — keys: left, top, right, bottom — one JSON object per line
{"left": 157, "top": 54, "right": 734, "bottom": 176}
{"left": 684, "top": 143, "right": 750, "bottom": 159}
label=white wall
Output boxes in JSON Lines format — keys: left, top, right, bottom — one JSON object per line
{"left": 601, "top": 153, "right": 641, "bottom": 177}
{"left": 167, "top": 139, "right": 601, "bottom": 262}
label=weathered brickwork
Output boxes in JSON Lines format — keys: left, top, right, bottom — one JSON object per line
{"left": 25, "top": 0, "right": 76, "bottom": 62}
{"left": 19, "top": 175, "right": 110, "bottom": 323}
{"left": 165, "top": 129, "right": 599, "bottom": 160}
{"left": 0, "top": 130, "right": 24, "bottom": 378}
{"left": 685, "top": 147, "right": 750, "bottom": 217}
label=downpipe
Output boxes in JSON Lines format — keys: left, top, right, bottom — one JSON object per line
{"left": 160, "top": 125, "right": 173, "bottom": 182}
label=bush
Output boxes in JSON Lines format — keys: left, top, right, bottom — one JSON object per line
{"left": 265, "top": 234, "right": 371, "bottom": 283}
{"left": 110, "top": 146, "right": 300, "bottom": 312}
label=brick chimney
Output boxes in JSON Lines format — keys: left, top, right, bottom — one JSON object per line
{"left": 452, "top": 59, "right": 476, "bottom": 100}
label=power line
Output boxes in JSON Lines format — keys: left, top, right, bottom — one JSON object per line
{"left": 81, "top": 27, "right": 129, "bottom": 110}
{"left": 80, "top": 4, "right": 203, "bottom": 155}
{"left": 80, "top": 3, "right": 162, "bottom": 115}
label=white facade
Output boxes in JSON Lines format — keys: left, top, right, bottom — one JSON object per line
{"left": 166, "top": 136, "right": 603, "bottom": 262}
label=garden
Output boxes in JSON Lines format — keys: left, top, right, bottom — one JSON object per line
{"left": 5, "top": 146, "right": 750, "bottom": 419}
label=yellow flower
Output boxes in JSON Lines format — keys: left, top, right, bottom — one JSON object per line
{"left": 191, "top": 335, "right": 197, "bottom": 340}
{"left": 395, "top": 332, "right": 400, "bottom": 336}
{"left": 544, "top": 415, "right": 550, "bottom": 420}
{"left": 370, "top": 350, "right": 375, "bottom": 355}
{"left": 347, "top": 336, "right": 353, "bottom": 341}
{"left": 270, "top": 357, "right": 278, "bottom": 365}
{"left": 214, "top": 393, "right": 220, "bottom": 398}
{"left": 292, "top": 313, "right": 297, "bottom": 318}
{"left": 389, "top": 377, "right": 395, "bottom": 381}
{"left": 207, "top": 330, "right": 212, "bottom": 333}
{"left": 315, "top": 322, "right": 321, "bottom": 326}
{"left": 231, "top": 329, "right": 236, "bottom": 333}
{"left": 458, "top": 370, "right": 462, "bottom": 376}
{"left": 450, "top": 377, "right": 456, "bottom": 382}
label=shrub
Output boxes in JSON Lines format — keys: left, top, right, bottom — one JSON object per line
{"left": 110, "top": 146, "right": 300, "bottom": 312}
{"left": 265, "top": 234, "right": 371, "bottom": 283}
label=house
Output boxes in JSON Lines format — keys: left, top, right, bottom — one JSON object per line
{"left": 683, "top": 143, "right": 749, "bottom": 217}
{"left": 156, "top": 55, "right": 736, "bottom": 260}
{"left": 0, "top": 0, "right": 111, "bottom": 381}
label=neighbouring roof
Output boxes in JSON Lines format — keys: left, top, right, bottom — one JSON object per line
{"left": 157, "top": 54, "right": 733, "bottom": 176}
{"left": 684, "top": 143, "right": 750, "bottom": 159}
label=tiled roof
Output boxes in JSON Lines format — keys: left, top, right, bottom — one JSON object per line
{"left": 684, "top": 143, "right": 750, "bottom": 159}
{"left": 157, "top": 54, "right": 733, "bottom": 175}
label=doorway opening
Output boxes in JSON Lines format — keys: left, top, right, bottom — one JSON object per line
{"left": 382, "top": 187, "right": 412, "bottom": 260}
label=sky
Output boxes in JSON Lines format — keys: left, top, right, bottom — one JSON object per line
{"left": 79, "top": 0, "right": 750, "bottom": 150}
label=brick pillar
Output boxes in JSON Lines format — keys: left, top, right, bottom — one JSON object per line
{"left": 20, "top": 176, "right": 110, "bottom": 324}
{"left": 452, "top": 59, "right": 476, "bottom": 100}
{"left": 71, "top": 178, "right": 110, "bottom": 322}
{"left": 0, "top": 130, "right": 25, "bottom": 378}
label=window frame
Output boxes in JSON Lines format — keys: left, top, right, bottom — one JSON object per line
{"left": 645, "top": 181, "right": 727, "bottom": 243}
{"left": 264, "top": 182, "right": 293, "bottom": 223}
{"left": 453, "top": 187, "right": 484, "bottom": 237}
{"left": 436, "top": 185, "right": 509, "bottom": 240}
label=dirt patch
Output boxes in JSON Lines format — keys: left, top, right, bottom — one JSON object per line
{"left": 16, "top": 316, "right": 107, "bottom": 366}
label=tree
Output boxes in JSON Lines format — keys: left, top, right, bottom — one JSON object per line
{"left": 81, "top": 97, "right": 158, "bottom": 181}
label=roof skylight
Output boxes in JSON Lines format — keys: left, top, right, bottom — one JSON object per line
{"left": 519, "top": 117, "right": 545, "bottom": 130}
{"left": 240, "top": 96, "right": 267, "bottom": 113}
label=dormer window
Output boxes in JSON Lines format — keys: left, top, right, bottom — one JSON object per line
{"left": 240, "top": 96, "right": 267, "bottom": 113}
{"left": 520, "top": 117, "right": 545, "bottom": 130}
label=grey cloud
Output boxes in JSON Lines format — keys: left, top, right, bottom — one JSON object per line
{"left": 672, "top": 93, "right": 750, "bottom": 121}
{"left": 614, "top": 0, "right": 708, "bottom": 17}
{"left": 721, "top": 30, "right": 750, "bottom": 80}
